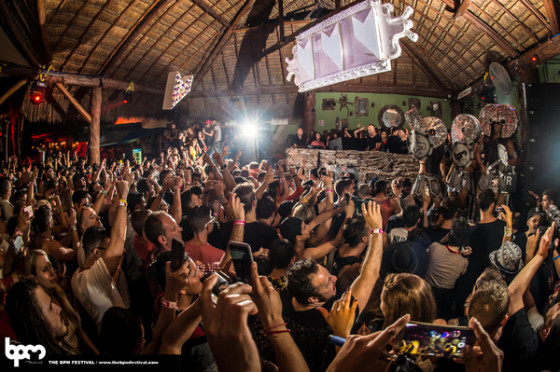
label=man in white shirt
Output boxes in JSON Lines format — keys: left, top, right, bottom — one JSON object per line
{"left": 72, "top": 181, "right": 131, "bottom": 330}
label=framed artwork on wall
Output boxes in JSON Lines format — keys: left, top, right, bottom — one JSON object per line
{"left": 408, "top": 98, "right": 420, "bottom": 110}
{"left": 428, "top": 100, "right": 443, "bottom": 118}
{"left": 322, "top": 98, "right": 336, "bottom": 110}
{"left": 355, "top": 97, "right": 369, "bottom": 116}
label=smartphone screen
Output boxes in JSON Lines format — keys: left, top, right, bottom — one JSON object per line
{"left": 170, "top": 239, "right": 186, "bottom": 272}
{"left": 228, "top": 241, "right": 253, "bottom": 284}
{"left": 13, "top": 236, "right": 23, "bottom": 254}
{"left": 399, "top": 322, "right": 474, "bottom": 358}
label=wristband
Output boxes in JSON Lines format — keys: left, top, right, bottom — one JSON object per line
{"left": 370, "top": 228, "right": 384, "bottom": 234}
{"left": 264, "top": 322, "right": 287, "bottom": 332}
{"left": 185, "top": 179, "right": 192, "bottom": 185}
{"left": 233, "top": 220, "right": 245, "bottom": 226}
{"left": 326, "top": 189, "right": 334, "bottom": 193}
{"left": 554, "top": 253, "right": 560, "bottom": 261}
{"left": 101, "top": 190, "right": 108, "bottom": 196}
{"left": 118, "top": 199, "right": 128, "bottom": 207}
{"left": 161, "top": 298, "right": 177, "bottom": 310}
{"left": 71, "top": 226, "right": 78, "bottom": 231}
{"left": 302, "top": 197, "right": 308, "bottom": 203}
{"left": 265, "top": 329, "right": 290, "bottom": 335}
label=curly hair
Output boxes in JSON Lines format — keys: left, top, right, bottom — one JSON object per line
{"left": 287, "top": 258, "right": 320, "bottom": 305}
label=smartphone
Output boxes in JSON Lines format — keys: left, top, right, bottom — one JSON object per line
{"left": 210, "top": 271, "right": 231, "bottom": 304}
{"left": 399, "top": 322, "right": 474, "bottom": 358}
{"left": 495, "top": 206, "right": 504, "bottom": 213}
{"left": 228, "top": 241, "right": 253, "bottom": 284}
{"left": 13, "top": 236, "right": 23, "bottom": 254}
{"left": 23, "top": 205, "right": 33, "bottom": 218}
{"left": 170, "top": 238, "right": 186, "bottom": 272}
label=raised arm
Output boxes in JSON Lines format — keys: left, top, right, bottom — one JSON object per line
{"left": 103, "top": 181, "right": 129, "bottom": 276}
{"left": 508, "top": 224, "right": 554, "bottom": 315}
{"left": 350, "top": 201, "right": 383, "bottom": 314}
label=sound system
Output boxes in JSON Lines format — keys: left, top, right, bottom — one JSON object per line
{"left": 328, "top": 137, "right": 367, "bottom": 150}
{"left": 523, "top": 83, "right": 560, "bottom": 194}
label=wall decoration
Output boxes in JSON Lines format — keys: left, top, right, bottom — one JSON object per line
{"left": 285, "top": 0, "right": 417, "bottom": 92}
{"left": 378, "top": 105, "right": 405, "bottom": 128}
{"left": 322, "top": 98, "right": 336, "bottom": 110}
{"left": 355, "top": 97, "right": 369, "bottom": 116}
{"left": 408, "top": 98, "right": 420, "bottom": 110}
{"left": 428, "top": 100, "right": 443, "bottom": 118}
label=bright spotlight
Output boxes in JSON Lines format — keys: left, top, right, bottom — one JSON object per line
{"left": 241, "top": 121, "right": 258, "bottom": 139}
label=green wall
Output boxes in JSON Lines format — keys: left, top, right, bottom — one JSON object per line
{"left": 314, "top": 92, "right": 452, "bottom": 131}
{"left": 539, "top": 54, "right": 560, "bottom": 83}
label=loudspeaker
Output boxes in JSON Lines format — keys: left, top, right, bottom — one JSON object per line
{"left": 524, "top": 83, "right": 560, "bottom": 193}
{"left": 329, "top": 137, "right": 366, "bottom": 150}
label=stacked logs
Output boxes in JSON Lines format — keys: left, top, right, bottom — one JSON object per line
{"left": 286, "top": 148, "right": 419, "bottom": 184}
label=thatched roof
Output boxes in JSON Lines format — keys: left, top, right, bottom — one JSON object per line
{"left": 0, "top": 0, "right": 559, "bottom": 124}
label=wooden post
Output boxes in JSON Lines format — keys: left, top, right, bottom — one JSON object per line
{"left": 90, "top": 87, "right": 102, "bottom": 165}
{"left": 303, "top": 91, "right": 315, "bottom": 133}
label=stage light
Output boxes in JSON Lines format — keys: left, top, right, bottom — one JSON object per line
{"left": 30, "top": 81, "right": 48, "bottom": 105}
{"left": 241, "top": 121, "right": 258, "bottom": 139}
{"left": 531, "top": 56, "right": 537, "bottom": 62}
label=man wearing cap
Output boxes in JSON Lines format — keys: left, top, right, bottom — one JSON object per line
{"left": 514, "top": 211, "right": 542, "bottom": 263}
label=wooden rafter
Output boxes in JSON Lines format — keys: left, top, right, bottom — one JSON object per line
{"left": 192, "top": 0, "right": 228, "bottom": 27}
{"left": 55, "top": 83, "right": 92, "bottom": 123}
{"left": 140, "top": 18, "right": 224, "bottom": 84}
{"left": 507, "top": 35, "right": 560, "bottom": 74}
{"left": 221, "top": 50, "right": 231, "bottom": 88}
{"left": 543, "top": 0, "right": 560, "bottom": 35}
{"left": 278, "top": 0, "right": 284, "bottom": 42}
{"left": 452, "top": 0, "right": 471, "bottom": 20}
{"left": 192, "top": 0, "right": 255, "bottom": 92}
{"left": 0, "top": 80, "right": 28, "bottom": 106}
{"left": 0, "top": 67, "right": 161, "bottom": 95}
{"left": 121, "top": 2, "right": 193, "bottom": 81}
{"left": 187, "top": 84, "right": 448, "bottom": 99}
{"left": 60, "top": 0, "right": 113, "bottom": 71}
{"left": 97, "top": 0, "right": 174, "bottom": 75}
{"left": 37, "top": 0, "right": 52, "bottom": 63}
{"left": 52, "top": 1, "right": 88, "bottom": 54}
{"left": 0, "top": 1, "right": 41, "bottom": 67}
{"left": 489, "top": 0, "right": 539, "bottom": 43}
{"left": 441, "top": 0, "right": 517, "bottom": 58}
{"left": 401, "top": 42, "right": 454, "bottom": 92}
{"left": 518, "top": 0, "right": 551, "bottom": 31}
{"left": 78, "top": 0, "right": 139, "bottom": 74}
{"left": 115, "top": 2, "right": 180, "bottom": 80}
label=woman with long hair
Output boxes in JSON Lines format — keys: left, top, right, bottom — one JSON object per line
{"left": 370, "top": 179, "right": 400, "bottom": 230}
{"left": 25, "top": 249, "right": 99, "bottom": 354}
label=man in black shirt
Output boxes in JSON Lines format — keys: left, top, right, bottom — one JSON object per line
{"left": 292, "top": 127, "right": 307, "bottom": 148}
{"left": 281, "top": 202, "right": 384, "bottom": 372}
{"left": 366, "top": 124, "right": 381, "bottom": 151}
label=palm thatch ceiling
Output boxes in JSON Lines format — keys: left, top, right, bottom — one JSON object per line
{"left": 1, "top": 0, "right": 559, "bottom": 124}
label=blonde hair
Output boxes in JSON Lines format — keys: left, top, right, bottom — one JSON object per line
{"left": 381, "top": 273, "right": 436, "bottom": 328}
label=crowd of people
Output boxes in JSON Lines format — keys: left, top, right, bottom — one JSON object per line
{"left": 291, "top": 124, "right": 409, "bottom": 153}
{"left": 0, "top": 122, "right": 558, "bottom": 372}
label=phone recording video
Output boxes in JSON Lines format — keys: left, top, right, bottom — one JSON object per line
{"left": 13, "top": 236, "right": 23, "bottom": 254}
{"left": 399, "top": 322, "right": 474, "bottom": 358}
{"left": 228, "top": 241, "right": 253, "bottom": 284}
{"left": 170, "top": 238, "right": 186, "bottom": 272}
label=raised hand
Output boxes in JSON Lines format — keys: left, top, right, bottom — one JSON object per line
{"left": 361, "top": 201, "right": 382, "bottom": 230}
{"left": 318, "top": 289, "right": 358, "bottom": 338}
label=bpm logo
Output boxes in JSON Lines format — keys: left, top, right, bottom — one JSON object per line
{"left": 5, "top": 338, "right": 46, "bottom": 367}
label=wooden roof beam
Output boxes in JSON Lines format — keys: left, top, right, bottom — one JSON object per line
{"left": 192, "top": 0, "right": 255, "bottom": 92}
{"left": 0, "top": 67, "right": 161, "bottom": 95}
{"left": 61, "top": 0, "right": 113, "bottom": 71}
{"left": 543, "top": 0, "right": 560, "bottom": 35}
{"left": 507, "top": 34, "right": 560, "bottom": 75}
{"left": 518, "top": 0, "right": 551, "bottom": 31}
{"left": 441, "top": 0, "right": 517, "bottom": 58}
{"left": 55, "top": 83, "right": 92, "bottom": 124}
{"left": 192, "top": 0, "right": 228, "bottom": 27}
{"left": 37, "top": 0, "right": 52, "bottom": 63}
{"left": 97, "top": 0, "right": 174, "bottom": 75}
{"left": 401, "top": 42, "right": 454, "bottom": 92}
{"left": 452, "top": 0, "right": 471, "bottom": 20}
{"left": 188, "top": 84, "right": 449, "bottom": 99}
{"left": 0, "top": 1, "right": 41, "bottom": 67}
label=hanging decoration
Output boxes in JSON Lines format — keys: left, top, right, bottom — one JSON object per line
{"left": 285, "top": 0, "right": 417, "bottom": 92}
{"left": 162, "top": 71, "right": 194, "bottom": 110}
